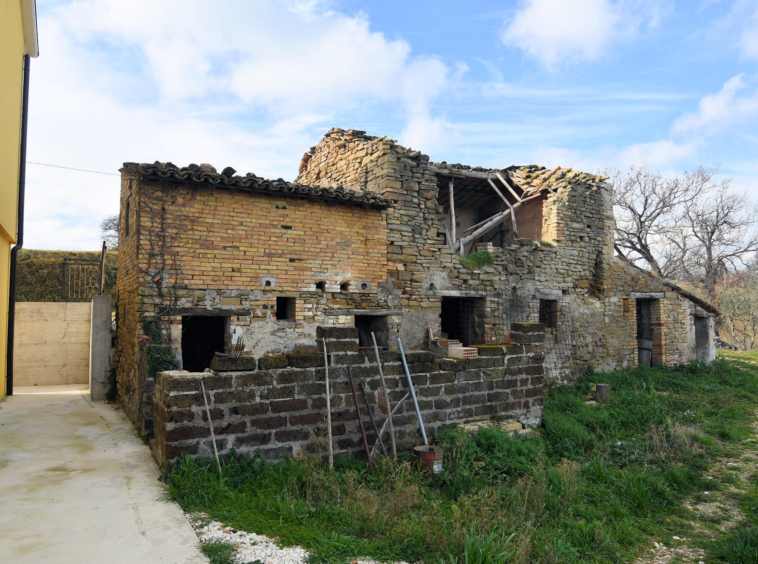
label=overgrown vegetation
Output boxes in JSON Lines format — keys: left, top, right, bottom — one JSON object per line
{"left": 459, "top": 251, "right": 493, "bottom": 270}
{"left": 15, "top": 249, "right": 118, "bottom": 302}
{"left": 164, "top": 360, "right": 758, "bottom": 563}
{"left": 143, "top": 319, "right": 180, "bottom": 376}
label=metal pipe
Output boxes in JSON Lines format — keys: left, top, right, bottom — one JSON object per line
{"left": 6, "top": 54, "right": 31, "bottom": 397}
{"left": 347, "top": 365, "right": 373, "bottom": 474}
{"left": 360, "top": 382, "right": 388, "bottom": 459}
{"left": 397, "top": 339, "right": 428, "bottom": 445}
{"left": 371, "top": 331, "right": 396, "bottom": 457}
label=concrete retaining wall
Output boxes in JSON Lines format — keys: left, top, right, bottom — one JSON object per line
{"left": 14, "top": 302, "right": 91, "bottom": 386}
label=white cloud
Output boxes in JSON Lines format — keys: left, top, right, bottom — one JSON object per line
{"left": 616, "top": 139, "right": 700, "bottom": 169}
{"left": 671, "top": 74, "right": 758, "bottom": 136}
{"left": 24, "top": 0, "right": 460, "bottom": 250}
{"left": 501, "top": 0, "right": 666, "bottom": 67}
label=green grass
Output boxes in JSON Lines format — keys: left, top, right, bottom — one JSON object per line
{"left": 164, "top": 360, "right": 758, "bottom": 564}
{"left": 459, "top": 252, "right": 493, "bottom": 270}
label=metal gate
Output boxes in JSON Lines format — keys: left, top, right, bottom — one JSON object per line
{"left": 62, "top": 242, "right": 107, "bottom": 300}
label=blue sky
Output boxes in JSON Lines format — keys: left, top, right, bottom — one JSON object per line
{"left": 25, "top": 0, "right": 758, "bottom": 250}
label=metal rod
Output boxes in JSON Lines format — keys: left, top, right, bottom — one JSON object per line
{"left": 322, "top": 339, "right": 334, "bottom": 470}
{"left": 200, "top": 378, "right": 221, "bottom": 478}
{"left": 370, "top": 390, "right": 411, "bottom": 458}
{"left": 360, "top": 382, "right": 388, "bottom": 459}
{"left": 347, "top": 365, "right": 374, "bottom": 474}
{"left": 6, "top": 54, "right": 31, "bottom": 397}
{"left": 397, "top": 339, "right": 428, "bottom": 445}
{"left": 371, "top": 332, "right": 396, "bottom": 457}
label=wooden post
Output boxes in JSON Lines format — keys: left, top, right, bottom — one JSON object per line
{"left": 200, "top": 378, "right": 221, "bottom": 478}
{"left": 347, "top": 366, "right": 374, "bottom": 474}
{"left": 372, "top": 332, "right": 396, "bottom": 457}
{"left": 596, "top": 383, "right": 611, "bottom": 403}
{"left": 322, "top": 339, "right": 334, "bottom": 470}
{"left": 449, "top": 179, "right": 456, "bottom": 247}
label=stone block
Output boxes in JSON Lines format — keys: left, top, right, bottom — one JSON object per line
{"left": 271, "top": 398, "right": 309, "bottom": 413}
{"left": 259, "top": 355, "right": 289, "bottom": 370}
{"left": 235, "top": 372, "right": 273, "bottom": 388}
{"left": 286, "top": 354, "right": 322, "bottom": 368}
{"left": 317, "top": 326, "right": 359, "bottom": 340}
{"left": 211, "top": 357, "right": 258, "bottom": 372}
{"left": 511, "top": 322, "right": 545, "bottom": 333}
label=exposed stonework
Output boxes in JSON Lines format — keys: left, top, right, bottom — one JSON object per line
{"left": 117, "top": 126, "right": 717, "bottom": 442}
{"left": 153, "top": 324, "right": 546, "bottom": 462}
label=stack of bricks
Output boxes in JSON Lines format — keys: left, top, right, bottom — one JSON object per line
{"left": 153, "top": 324, "right": 545, "bottom": 463}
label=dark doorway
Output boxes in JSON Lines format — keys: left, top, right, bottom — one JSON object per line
{"left": 636, "top": 299, "right": 653, "bottom": 366}
{"left": 182, "top": 316, "right": 226, "bottom": 372}
{"left": 695, "top": 316, "right": 709, "bottom": 362}
{"left": 355, "top": 315, "right": 389, "bottom": 348}
{"left": 440, "top": 297, "right": 485, "bottom": 346}
{"left": 539, "top": 299, "right": 558, "bottom": 334}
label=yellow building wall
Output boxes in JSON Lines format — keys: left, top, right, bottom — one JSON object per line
{"left": 1, "top": 0, "right": 28, "bottom": 397}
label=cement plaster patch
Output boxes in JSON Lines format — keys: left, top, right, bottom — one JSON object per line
{"left": 0, "top": 386, "right": 207, "bottom": 564}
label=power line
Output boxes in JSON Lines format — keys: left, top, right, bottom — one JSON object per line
{"left": 28, "top": 161, "right": 120, "bottom": 176}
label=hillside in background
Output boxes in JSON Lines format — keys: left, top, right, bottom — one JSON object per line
{"left": 15, "top": 249, "right": 117, "bottom": 302}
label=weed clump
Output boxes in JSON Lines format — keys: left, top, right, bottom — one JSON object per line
{"left": 459, "top": 252, "right": 493, "bottom": 270}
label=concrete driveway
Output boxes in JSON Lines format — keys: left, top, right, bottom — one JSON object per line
{"left": 0, "top": 385, "right": 207, "bottom": 563}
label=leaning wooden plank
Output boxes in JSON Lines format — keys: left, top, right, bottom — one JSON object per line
{"left": 487, "top": 178, "right": 519, "bottom": 238}
{"left": 449, "top": 178, "right": 457, "bottom": 246}
{"left": 495, "top": 172, "right": 523, "bottom": 202}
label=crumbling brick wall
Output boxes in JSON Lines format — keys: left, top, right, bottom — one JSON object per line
{"left": 153, "top": 324, "right": 545, "bottom": 462}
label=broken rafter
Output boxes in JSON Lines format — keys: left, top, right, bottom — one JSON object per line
{"left": 486, "top": 178, "right": 519, "bottom": 239}
{"left": 495, "top": 172, "right": 523, "bottom": 203}
{"left": 457, "top": 210, "right": 513, "bottom": 252}
{"left": 449, "top": 179, "right": 456, "bottom": 247}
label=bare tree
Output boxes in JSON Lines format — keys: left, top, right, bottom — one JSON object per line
{"left": 679, "top": 182, "right": 758, "bottom": 295}
{"left": 611, "top": 165, "right": 709, "bottom": 279}
{"left": 101, "top": 214, "right": 119, "bottom": 250}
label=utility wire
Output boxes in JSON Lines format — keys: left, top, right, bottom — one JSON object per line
{"left": 28, "top": 161, "right": 120, "bottom": 176}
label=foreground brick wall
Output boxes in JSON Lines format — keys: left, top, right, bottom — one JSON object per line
{"left": 153, "top": 324, "right": 545, "bottom": 462}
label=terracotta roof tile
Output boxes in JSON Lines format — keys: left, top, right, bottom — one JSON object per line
{"left": 121, "top": 161, "right": 391, "bottom": 209}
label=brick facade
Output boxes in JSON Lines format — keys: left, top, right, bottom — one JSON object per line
{"left": 116, "top": 127, "right": 717, "bottom": 445}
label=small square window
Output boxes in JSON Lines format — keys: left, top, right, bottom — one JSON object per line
{"left": 276, "top": 297, "right": 295, "bottom": 321}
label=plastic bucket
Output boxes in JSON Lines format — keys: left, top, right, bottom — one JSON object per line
{"left": 413, "top": 445, "right": 443, "bottom": 476}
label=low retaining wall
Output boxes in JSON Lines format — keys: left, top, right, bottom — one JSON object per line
{"left": 154, "top": 323, "right": 545, "bottom": 462}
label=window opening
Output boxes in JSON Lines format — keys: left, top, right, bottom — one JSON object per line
{"left": 124, "top": 196, "right": 131, "bottom": 238}
{"left": 181, "top": 316, "right": 227, "bottom": 372}
{"left": 355, "top": 315, "right": 389, "bottom": 348}
{"left": 276, "top": 297, "right": 295, "bottom": 321}
{"left": 316, "top": 281, "right": 326, "bottom": 292}
{"left": 340, "top": 282, "right": 350, "bottom": 292}
{"left": 440, "top": 297, "right": 485, "bottom": 346}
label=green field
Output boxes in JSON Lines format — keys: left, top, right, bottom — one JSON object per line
{"left": 165, "top": 359, "right": 758, "bottom": 563}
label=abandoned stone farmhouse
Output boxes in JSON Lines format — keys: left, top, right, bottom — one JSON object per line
{"left": 115, "top": 128, "right": 718, "bottom": 462}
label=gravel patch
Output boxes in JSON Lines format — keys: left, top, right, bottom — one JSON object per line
{"left": 634, "top": 538, "right": 705, "bottom": 564}
{"left": 189, "top": 513, "right": 407, "bottom": 564}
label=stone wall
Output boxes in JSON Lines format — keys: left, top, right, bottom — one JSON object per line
{"left": 153, "top": 324, "right": 545, "bottom": 462}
